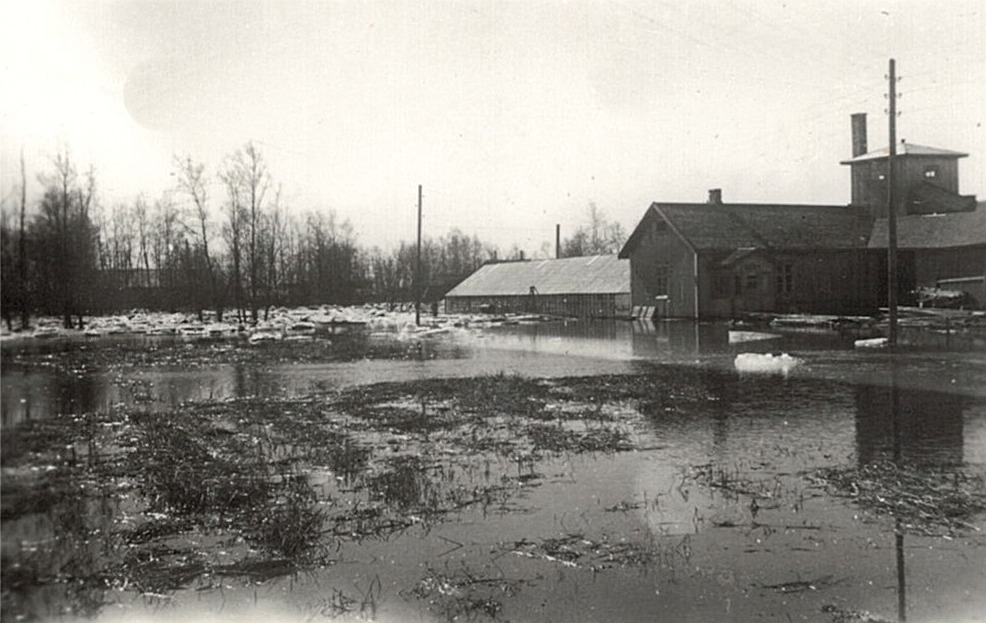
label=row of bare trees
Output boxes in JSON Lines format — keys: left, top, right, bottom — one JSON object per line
{"left": 1, "top": 144, "right": 521, "bottom": 329}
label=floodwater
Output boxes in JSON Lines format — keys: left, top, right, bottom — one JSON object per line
{"left": 4, "top": 320, "right": 985, "bottom": 424}
{"left": 2, "top": 319, "right": 986, "bottom": 623}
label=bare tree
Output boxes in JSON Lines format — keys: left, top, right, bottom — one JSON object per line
{"left": 220, "top": 142, "right": 271, "bottom": 322}
{"left": 560, "top": 203, "right": 627, "bottom": 258}
{"left": 35, "top": 149, "right": 99, "bottom": 327}
{"left": 134, "top": 194, "right": 151, "bottom": 287}
{"left": 174, "top": 155, "right": 221, "bottom": 320}
{"left": 151, "top": 193, "right": 181, "bottom": 293}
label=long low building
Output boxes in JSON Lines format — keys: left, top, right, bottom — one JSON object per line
{"left": 443, "top": 254, "right": 631, "bottom": 318}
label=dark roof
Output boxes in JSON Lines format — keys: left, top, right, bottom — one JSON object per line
{"left": 620, "top": 203, "right": 873, "bottom": 256}
{"left": 869, "top": 207, "right": 986, "bottom": 249}
{"left": 840, "top": 142, "right": 968, "bottom": 164}
{"left": 908, "top": 182, "right": 977, "bottom": 214}
{"left": 445, "top": 254, "right": 629, "bottom": 298}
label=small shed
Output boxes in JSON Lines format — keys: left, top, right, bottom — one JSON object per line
{"left": 443, "top": 254, "right": 631, "bottom": 318}
{"left": 868, "top": 206, "right": 986, "bottom": 308}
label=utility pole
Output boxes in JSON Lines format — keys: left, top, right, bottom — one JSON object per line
{"left": 19, "top": 147, "right": 29, "bottom": 329}
{"left": 415, "top": 184, "right": 422, "bottom": 326}
{"left": 887, "top": 58, "right": 899, "bottom": 347}
{"left": 555, "top": 224, "right": 561, "bottom": 259}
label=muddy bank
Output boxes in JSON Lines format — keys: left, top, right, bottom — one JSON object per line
{"left": 3, "top": 367, "right": 985, "bottom": 622}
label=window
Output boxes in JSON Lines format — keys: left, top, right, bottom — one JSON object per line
{"left": 655, "top": 264, "right": 670, "bottom": 296}
{"left": 713, "top": 273, "right": 731, "bottom": 298}
{"left": 745, "top": 273, "right": 759, "bottom": 292}
{"left": 924, "top": 166, "right": 939, "bottom": 179}
{"left": 776, "top": 263, "right": 794, "bottom": 294}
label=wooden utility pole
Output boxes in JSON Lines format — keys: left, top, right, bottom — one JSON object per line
{"left": 887, "top": 58, "right": 899, "bottom": 347}
{"left": 415, "top": 184, "right": 422, "bottom": 326}
{"left": 19, "top": 147, "right": 29, "bottom": 329}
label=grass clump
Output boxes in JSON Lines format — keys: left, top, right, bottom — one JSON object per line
{"left": 526, "top": 422, "right": 633, "bottom": 454}
{"left": 131, "top": 412, "right": 327, "bottom": 560}
{"left": 811, "top": 459, "right": 986, "bottom": 536}
{"left": 406, "top": 567, "right": 522, "bottom": 621}
{"left": 509, "top": 533, "right": 654, "bottom": 570}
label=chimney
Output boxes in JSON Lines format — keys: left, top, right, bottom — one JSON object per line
{"left": 851, "top": 113, "right": 868, "bottom": 157}
{"left": 707, "top": 188, "right": 722, "bottom": 204}
{"left": 555, "top": 224, "right": 561, "bottom": 259}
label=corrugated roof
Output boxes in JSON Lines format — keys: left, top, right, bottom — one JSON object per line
{"left": 840, "top": 142, "right": 968, "bottom": 164}
{"left": 445, "top": 254, "right": 630, "bottom": 298}
{"left": 869, "top": 207, "right": 986, "bottom": 249}
{"left": 643, "top": 203, "right": 873, "bottom": 251}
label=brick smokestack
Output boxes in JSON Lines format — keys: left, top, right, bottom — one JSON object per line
{"left": 707, "top": 188, "right": 722, "bottom": 204}
{"left": 851, "top": 113, "right": 868, "bottom": 158}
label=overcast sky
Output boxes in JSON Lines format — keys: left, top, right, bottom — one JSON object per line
{"left": 2, "top": 0, "right": 984, "bottom": 254}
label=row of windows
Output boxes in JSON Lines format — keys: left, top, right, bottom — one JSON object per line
{"left": 676, "top": 263, "right": 796, "bottom": 298}
{"left": 871, "top": 165, "right": 940, "bottom": 181}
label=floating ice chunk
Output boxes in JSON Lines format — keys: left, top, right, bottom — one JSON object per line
{"left": 734, "top": 352, "right": 802, "bottom": 376}
{"left": 728, "top": 330, "right": 782, "bottom": 344}
{"left": 854, "top": 337, "right": 889, "bottom": 349}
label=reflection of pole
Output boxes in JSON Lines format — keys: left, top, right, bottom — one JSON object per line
{"left": 890, "top": 361, "right": 906, "bottom": 622}
{"left": 896, "top": 521, "right": 907, "bottom": 622}
{"left": 415, "top": 184, "right": 422, "bottom": 327}
{"left": 891, "top": 363, "right": 902, "bottom": 464}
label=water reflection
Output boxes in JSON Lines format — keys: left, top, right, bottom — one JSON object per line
{"left": 6, "top": 320, "right": 986, "bottom": 428}
{"left": 1, "top": 371, "right": 115, "bottom": 426}
{"left": 3, "top": 342, "right": 985, "bottom": 622}
{"left": 854, "top": 384, "right": 966, "bottom": 466}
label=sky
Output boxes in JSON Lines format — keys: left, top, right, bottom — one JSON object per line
{"left": 2, "top": 0, "right": 984, "bottom": 255}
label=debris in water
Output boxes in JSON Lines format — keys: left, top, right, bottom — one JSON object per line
{"left": 853, "top": 337, "right": 888, "bottom": 349}
{"left": 728, "top": 330, "right": 782, "bottom": 344}
{"left": 734, "top": 352, "right": 802, "bottom": 376}
{"left": 810, "top": 460, "right": 986, "bottom": 536}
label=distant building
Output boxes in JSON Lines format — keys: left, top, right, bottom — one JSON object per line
{"left": 443, "top": 254, "right": 631, "bottom": 318}
{"left": 620, "top": 114, "right": 984, "bottom": 318}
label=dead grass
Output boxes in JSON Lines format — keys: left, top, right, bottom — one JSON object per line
{"left": 811, "top": 459, "right": 986, "bottom": 536}
{"left": 405, "top": 566, "right": 523, "bottom": 621}
{"left": 509, "top": 533, "right": 654, "bottom": 570}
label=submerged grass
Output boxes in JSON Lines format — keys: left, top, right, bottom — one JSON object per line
{"left": 11, "top": 366, "right": 976, "bottom": 621}
{"left": 509, "top": 533, "right": 655, "bottom": 570}
{"left": 131, "top": 411, "right": 328, "bottom": 559}
{"left": 811, "top": 459, "right": 986, "bottom": 536}
{"left": 2, "top": 370, "right": 665, "bottom": 618}
{"left": 406, "top": 566, "right": 523, "bottom": 622}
